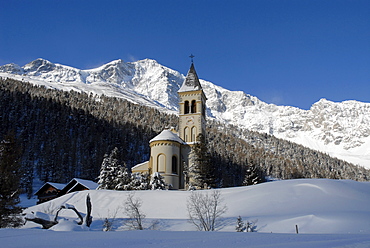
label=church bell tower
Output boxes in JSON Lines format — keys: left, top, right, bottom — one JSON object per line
{"left": 178, "top": 62, "right": 207, "bottom": 143}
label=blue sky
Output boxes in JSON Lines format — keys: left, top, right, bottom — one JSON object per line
{"left": 1, "top": 0, "right": 369, "bottom": 109}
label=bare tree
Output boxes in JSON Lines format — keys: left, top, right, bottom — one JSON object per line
{"left": 124, "top": 192, "right": 145, "bottom": 230}
{"left": 187, "top": 190, "right": 227, "bottom": 231}
{"left": 101, "top": 207, "right": 119, "bottom": 231}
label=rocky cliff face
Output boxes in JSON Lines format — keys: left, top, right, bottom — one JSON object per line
{"left": 1, "top": 58, "right": 369, "bottom": 168}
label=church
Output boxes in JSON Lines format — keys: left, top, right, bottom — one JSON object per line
{"left": 131, "top": 62, "right": 207, "bottom": 189}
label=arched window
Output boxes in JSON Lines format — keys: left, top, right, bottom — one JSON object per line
{"left": 191, "top": 100, "right": 196, "bottom": 113}
{"left": 191, "top": 126, "right": 197, "bottom": 142}
{"left": 184, "top": 101, "right": 190, "bottom": 114}
{"left": 157, "top": 154, "right": 166, "bottom": 173}
{"left": 184, "top": 127, "right": 190, "bottom": 142}
{"left": 172, "top": 156, "right": 178, "bottom": 174}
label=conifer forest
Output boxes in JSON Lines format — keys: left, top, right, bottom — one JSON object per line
{"left": 0, "top": 77, "right": 369, "bottom": 195}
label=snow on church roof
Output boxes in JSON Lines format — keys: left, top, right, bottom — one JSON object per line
{"left": 150, "top": 130, "right": 185, "bottom": 144}
{"left": 178, "top": 63, "right": 203, "bottom": 93}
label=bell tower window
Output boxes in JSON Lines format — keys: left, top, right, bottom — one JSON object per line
{"left": 191, "top": 100, "right": 196, "bottom": 113}
{"left": 184, "top": 101, "right": 190, "bottom": 114}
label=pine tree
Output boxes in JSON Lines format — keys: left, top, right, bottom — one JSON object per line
{"left": 235, "top": 216, "right": 246, "bottom": 232}
{"left": 187, "top": 148, "right": 203, "bottom": 189}
{"left": 188, "top": 134, "right": 216, "bottom": 189}
{"left": 97, "top": 147, "right": 121, "bottom": 190}
{"left": 126, "top": 172, "right": 150, "bottom": 190}
{"left": 243, "top": 160, "right": 263, "bottom": 186}
{"left": 150, "top": 172, "right": 167, "bottom": 190}
{"left": 0, "top": 132, "right": 22, "bottom": 228}
{"left": 114, "top": 166, "right": 131, "bottom": 190}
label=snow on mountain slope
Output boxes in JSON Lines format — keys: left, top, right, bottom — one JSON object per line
{"left": 22, "top": 179, "right": 370, "bottom": 234}
{"left": 1, "top": 58, "right": 369, "bottom": 168}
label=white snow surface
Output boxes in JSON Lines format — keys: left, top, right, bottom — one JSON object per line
{"left": 1, "top": 58, "right": 370, "bottom": 168}
{"left": 149, "top": 129, "right": 185, "bottom": 144}
{"left": 1, "top": 229, "right": 370, "bottom": 248}
{"left": 4, "top": 179, "right": 370, "bottom": 247}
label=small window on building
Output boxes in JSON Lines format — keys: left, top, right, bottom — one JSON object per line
{"left": 184, "top": 101, "right": 190, "bottom": 114}
{"left": 172, "top": 156, "right": 178, "bottom": 174}
{"left": 191, "top": 100, "right": 196, "bottom": 113}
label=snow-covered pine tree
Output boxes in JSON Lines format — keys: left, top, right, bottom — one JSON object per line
{"left": 235, "top": 216, "right": 246, "bottom": 232}
{"left": 138, "top": 172, "right": 151, "bottom": 190}
{"left": 97, "top": 147, "right": 121, "bottom": 190}
{"left": 150, "top": 172, "right": 167, "bottom": 190}
{"left": 243, "top": 160, "right": 263, "bottom": 186}
{"left": 188, "top": 134, "right": 215, "bottom": 189}
{"left": 114, "top": 165, "right": 131, "bottom": 190}
{"left": 127, "top": 172, "right": 150, "bottom": 190}
{"left": 187, "top": 148, "right": 203, "bottom": 189}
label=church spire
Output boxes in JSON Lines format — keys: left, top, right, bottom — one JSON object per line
{"left": 179, "top": 62, "right": 203, "bottom": 93}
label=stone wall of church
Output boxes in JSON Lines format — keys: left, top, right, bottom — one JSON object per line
{"left": 150, "top": 141, "right": 181, "bottom": 189}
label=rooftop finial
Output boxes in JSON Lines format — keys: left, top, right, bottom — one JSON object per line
{"left": 189, "top": 54, "right": 195, "bottom": 63}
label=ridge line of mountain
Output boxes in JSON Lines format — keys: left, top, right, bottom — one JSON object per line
{"left": 1, "top": 58, "right": 369, "bottom": 169}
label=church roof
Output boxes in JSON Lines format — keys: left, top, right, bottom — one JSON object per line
{"left": 178, "top": 63, "right": 203, "bottom": 92}
{"left": 150, "top": 129, "right": 185, "bottom": 144}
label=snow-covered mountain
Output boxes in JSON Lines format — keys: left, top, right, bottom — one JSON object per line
{"left": 1, "top": 58, "right": 369, "bottom": 168}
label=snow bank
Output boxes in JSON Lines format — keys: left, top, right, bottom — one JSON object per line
{"left": 23, "top": 179, "right": 370, "bottom": 234}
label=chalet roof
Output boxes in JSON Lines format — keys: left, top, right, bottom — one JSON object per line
{"left": 60, "top": 178, "right": 98, "bottom": 195}
{"left": 70, "top": 178, "right": 98, "bottom": 191}
{"left": 149, "top": 129, "right": 185, "bottom": 144}
{"left": 178, "top": 63, "right": 203, "bottom": 93}
{"left": 34, "top": 182, "right": 67, "bottom": 195}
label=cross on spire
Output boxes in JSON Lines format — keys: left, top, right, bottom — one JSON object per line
{"left": 189, "top": 54, "right": 195, "bottom": 63}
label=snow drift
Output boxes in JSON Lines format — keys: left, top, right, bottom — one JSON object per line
{"left": 23, "top": 179, "right": 370, "bottom": 234}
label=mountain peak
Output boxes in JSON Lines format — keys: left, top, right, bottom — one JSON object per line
{"left": 23, "top": 58, "right": 56, "bottom": 73}
{"left": 106, "top": 59, "right": 124, "bottom": 66}
{"left": 0, "top": 58, "right": 369, "bottom": 168}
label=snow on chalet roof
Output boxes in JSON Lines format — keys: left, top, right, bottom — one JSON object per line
{"left": 34, "top": 182, "right": 67, "bottom": 195}
{"left": 48, "top": 182, "right": 67, "bottom": 190}
{"left": 178, "top": 63, "right": 203, "bottom": 93}
{"left": 149, "top": 130, "right": 185, "bottom": 144}
{"left": 70, "top": 178, "right": 98, "bottom": 191}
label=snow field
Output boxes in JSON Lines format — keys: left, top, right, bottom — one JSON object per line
{"left": 2, "top": 179, "right": 369, "bottom": 248}
{"left": 1, "top": 229, "right": 370, "bottom": 248}
{"left": 23, "top": 179, "right": 370, "bottom": 234}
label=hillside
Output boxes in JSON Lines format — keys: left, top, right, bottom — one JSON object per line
{"left": 1, "top": 77, "right": 368, "bottom": 194}
{"left": 1, "top": 58, "right": 369, "bottom": 168}
{"left": 22, "top": 179, "right": 370, "bottom": 234}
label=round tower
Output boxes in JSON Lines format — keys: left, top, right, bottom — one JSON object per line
{"left": 149, "top": 129, "right": 185, "bottom": 189}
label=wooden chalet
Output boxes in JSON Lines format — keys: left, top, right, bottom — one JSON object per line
{"left": 34, "top": 182, "right": 66, "bottom": 204}
{"left": 59, "top": 178, "right": 98, "bottom": 195}
{"left": 35, "top": 178, "right": 98, "bottom": 204}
